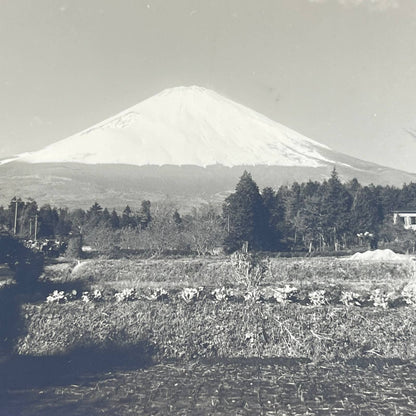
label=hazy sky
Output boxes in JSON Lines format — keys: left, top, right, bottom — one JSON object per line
{"left": 1, "top": 0, "right": 416, "bottom": 172}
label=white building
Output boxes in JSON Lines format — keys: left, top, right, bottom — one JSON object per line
{"left": 393, "top": 211, "right": 416, "bottom": 230}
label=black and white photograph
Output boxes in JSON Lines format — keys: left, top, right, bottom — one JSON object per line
{"left": 1, "top": 0, "right": 416, "bottom": 414}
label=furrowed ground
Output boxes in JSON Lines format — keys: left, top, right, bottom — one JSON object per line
{"left": 2, "top": 255, "right": 416, "bottom": 415}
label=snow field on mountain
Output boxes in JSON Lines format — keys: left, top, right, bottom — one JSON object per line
{"left": 14, "top": 86, "right": 341, "bottom": 168}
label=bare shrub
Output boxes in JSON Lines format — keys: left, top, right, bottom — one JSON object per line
{"left": 230, "top": 251, "right": 269, "bottom": 289}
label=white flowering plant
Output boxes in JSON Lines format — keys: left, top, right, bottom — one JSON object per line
{"left": 340, "top": 291, "right": 362, "bottom": 307}
{"left": 402, "top": 282, "right": 416, "bottom": 306}
{"left": 81, "top": 291, "right": 90, "bottom": 303}
{"left": 370, "top": 289, "right": 393, "bottom": 309}
{"left": 211, "top": 286, "right": 235, "bottom": 301}
{"left": 308, "top": 289, "right": 328, "bottom": 306}
{"left": 180, "top": 287, "right": 203, "bottom": 303}
{"left": 243, "top": 289, "right": 262, "bottom": 302}
{"left": 114, "top": 288, "right": 137, "bottom": 302}
{"left": 146, "top": 288, "right": 169, "bottom": 301}
{"left": 92, "top": 289, "right": 103, "bottom": 301}
{"left": 46, "top": 290, "right": 67, "bottom": 304}
{"left": 268, "top": 285, "right": 298, "bottom": 303}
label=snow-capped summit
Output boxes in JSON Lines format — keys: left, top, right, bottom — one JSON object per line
{"left": 10, "top": 86, "right": 342, "bottom": 168}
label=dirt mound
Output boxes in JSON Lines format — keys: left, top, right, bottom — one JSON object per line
{"left": 349, "top": 249, "right": 410, "bottom": 262}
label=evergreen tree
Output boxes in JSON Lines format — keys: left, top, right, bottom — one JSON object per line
{"left": 302, "top": 180, "right": 321, "bottom": 199}
{"left": 378, "top": 185, "right": 400, "bottom": 219}
{"left": 346, "top": 178, "right": 362, "bottom": 198}
{"left": 38, "top": 204, "right": 59, "bottom": 238}
{"left": 320, "top": 168, "right": 353, "bottom": 249}
{"left": 351, "top": 186, "right": 381, "bottom": 235}
{"left": 296, "top": 195, "right": 325, "bottom": 252}
{"left": 138, "top": 200, "right": 152, "bottom": 229}
{"left": 19, "top": 199, "right": 38, "bottom": 238}
{"left": 86, "top": 202, "right": 103, "bottom": 227}
{"left": 261, "top": 187, "right": 285, "bottom": 250}
{"left": 284, "top": 182, "right": 303, "bottom": 245}
{"left": 285, "top": 182, "right": 302, "bottom": 220}
{"left": 101, "top": 208, "right": 111, "bottom": 227}
{"left": 275, "top": 186, "right": 292, "bottom": 247}
{"left": 398, "top": 183, "right": 416, "bottom": 209}
{"left": 110, "top": 209, "right": 120, "bottom": 229}
{"left": 223, "top": 171, "right": 271, "bottom": 252}
{"left": 121, "top": 205, "right": 132, "bottom": 228}
{"left": 55, "top": 208, "right": 72, "bottom": 237}
{"left": 0, "top": 206, "right": 7, "bottom": 230}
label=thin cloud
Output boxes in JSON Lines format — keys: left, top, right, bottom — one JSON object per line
{"left": 309, "top": 0, "right": 400, "bottom": 11}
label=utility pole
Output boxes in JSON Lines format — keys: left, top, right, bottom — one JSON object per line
{"left": 29, "top": 219, "right": 32, "bottom": 239}
{"left": 34, "top": 214, "right": 38, "bottom": 242}
{"left": 13, "top": 200, "right": 18, "bottom": 235}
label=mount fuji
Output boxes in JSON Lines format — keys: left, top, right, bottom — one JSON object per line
{"left": 7, "top": 86, "right": 342, "bottom": 168}
{"left": 1, "top": 86, "right": 415, "bottom": 208}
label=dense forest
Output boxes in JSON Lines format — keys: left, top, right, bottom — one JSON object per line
{"left": 1, "top": 169, "right": 416, "bottom": 255}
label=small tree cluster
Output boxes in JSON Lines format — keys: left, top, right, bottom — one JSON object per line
{"left": 0, "top": 231, "right": 44, "bottom": 287}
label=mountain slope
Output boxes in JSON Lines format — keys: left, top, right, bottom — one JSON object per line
{"left": 7, "top": 86, "right": 345, "bottom": 168}
{"left": 0, "top": 161, "right": 415, "bottom": 210}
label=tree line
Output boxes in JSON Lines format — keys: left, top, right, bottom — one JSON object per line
{"left": 0, "top": 198, "right": 225, "bottom": 256}
{"left": 1, "top": 168, "right": 416, "bottom": 255}
{"left": 224, "top": 169, "right": 416, "bottom": 253}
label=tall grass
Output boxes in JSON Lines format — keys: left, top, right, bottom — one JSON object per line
{"left": 17, "top": 299, "right": 416, "bottom": 362}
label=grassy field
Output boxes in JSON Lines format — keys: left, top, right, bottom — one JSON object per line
{"left": 2, "top": 254, "right": 416, "bottom": 415}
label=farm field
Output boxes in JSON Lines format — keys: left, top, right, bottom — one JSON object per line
{"left": 2, "top": 255, "right": 416, "bottom": 415}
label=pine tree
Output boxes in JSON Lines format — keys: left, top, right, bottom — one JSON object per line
{"left": 19, "top": 199, "right": 38, "bottom": 238}
{"left": 0, "top": 206, "right": 7, "bottom": 230}
{"left": 261, "top": 187, "right": 285, "bottom": 250}
{"left": 86, "top": 202, "right": 103, "bottom": 228}
{"left": 378, "top": 185, "right": 400, "bottom": 218}
{"left": 223, "top": 171, "right": 271, "bottom": 252}
{"left": 320, "top": 168, "right": 353, "bottom": 250}
{"left": 38, "top": 204, "right": 59, "bottom": 238}
{"left": 346, "top": 178, "right": 362, "bottom": 198}
{"left": 101, "top": 208, "right": 111, "bottom": 227}
{"left": 55, "top": 208, "right": 72, "bottom": 237}
{"left": 138, "top": 200, "right": 152, "bottom": 229}
{"left": 398, "top": 183, "right": 416, "bottom": 209}
{"left": 121, "top": 205, "right": 135, "bottom": 228}
{"left": 351, "top": 186, "right": 381, "bottom": 235}
{"left": 296, "top": 195, "right": 325, "bottom": 252}
{"left": 284, "top": 182, "right": 303, "bottom": 245}
{"left": 110, "top": 209, "right": 120, "bottom": 229}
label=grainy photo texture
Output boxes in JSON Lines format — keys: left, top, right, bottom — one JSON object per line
{"left": 1, "top": 1, "right": 416, "bottom": 415}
